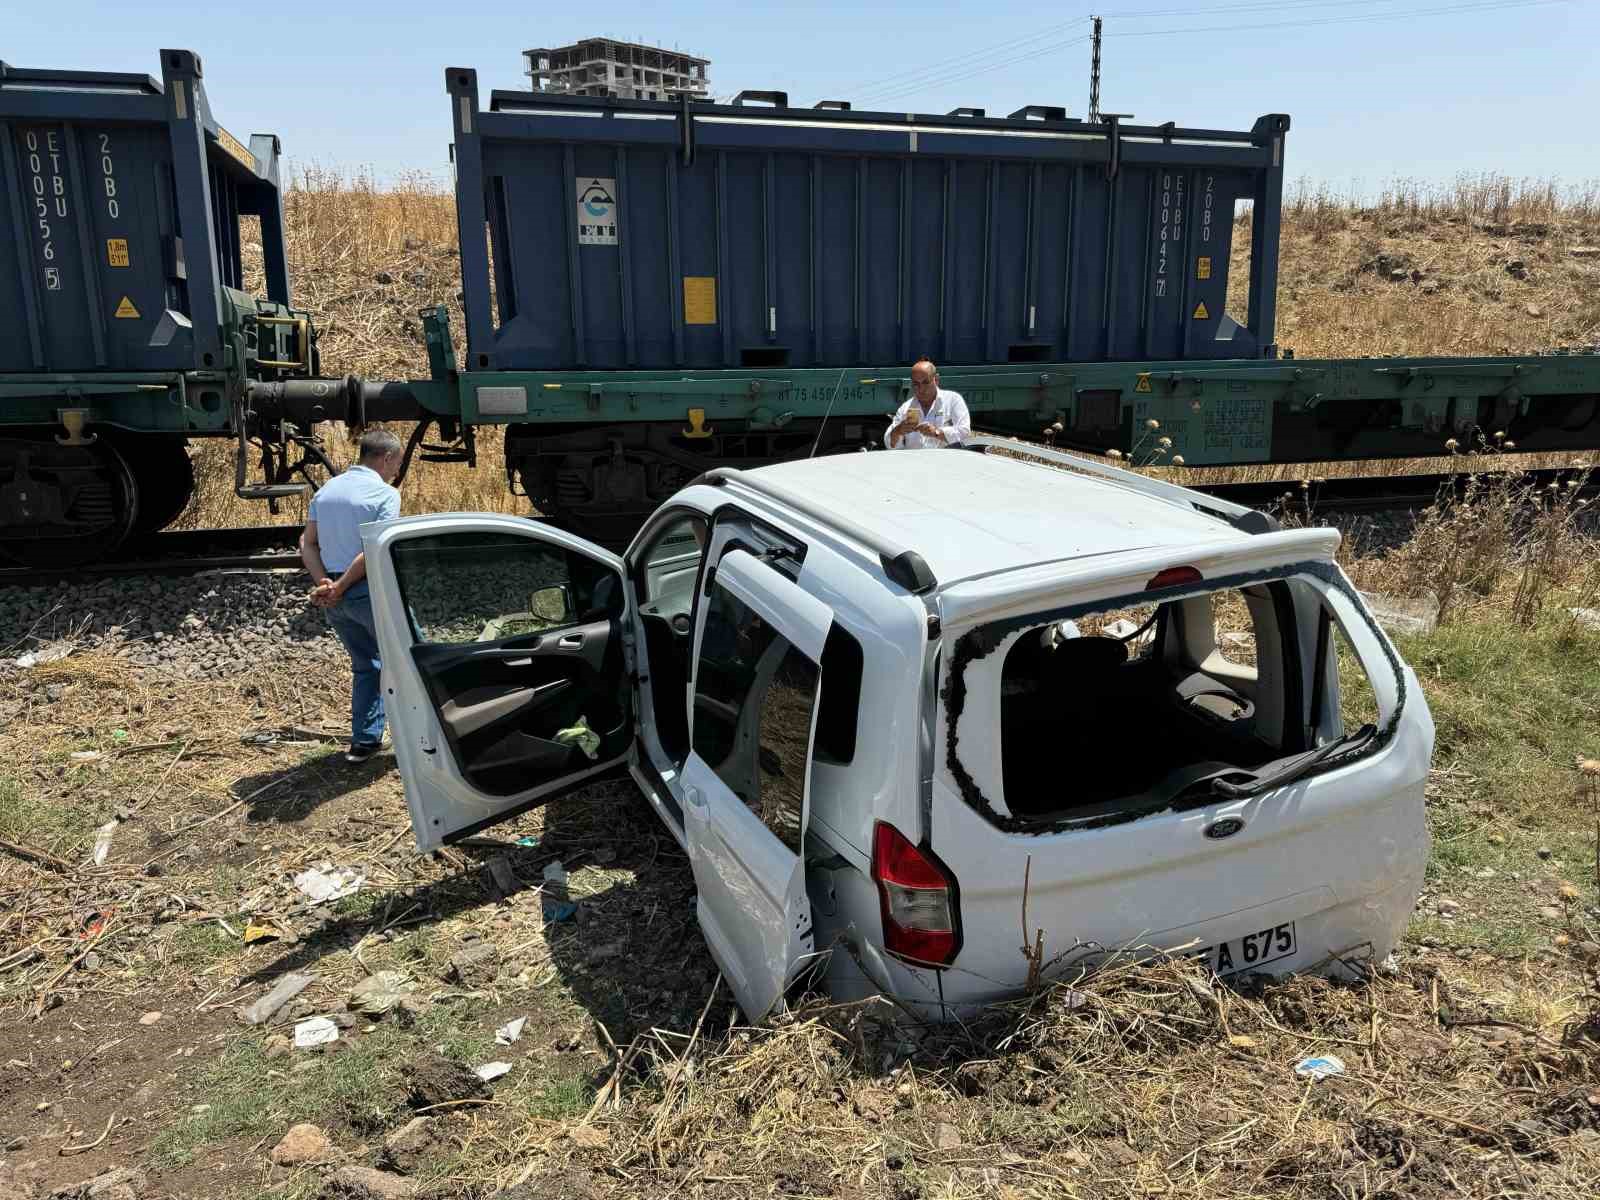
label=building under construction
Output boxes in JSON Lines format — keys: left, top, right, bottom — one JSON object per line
{"left": 523, "top": 38, "right": 710, "bottom": 101}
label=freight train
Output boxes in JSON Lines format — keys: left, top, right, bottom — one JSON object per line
{"left": 3, "top": 49, "right": 1597, "bottom": 564}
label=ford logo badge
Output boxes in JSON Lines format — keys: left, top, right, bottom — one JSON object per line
{"left": 1205, "top": 817, "right": 1245, "bottom": 840}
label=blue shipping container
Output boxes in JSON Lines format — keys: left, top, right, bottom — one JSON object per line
{"left": 449, "top": 71, "right": 1288, "bottom": 372}
{"left": 1, "top": 49, "right": 291, "bottom": 374}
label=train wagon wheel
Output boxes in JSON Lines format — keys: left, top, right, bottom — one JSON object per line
{"left": 124, "top": 437, "right": 196, "bottom": 534}
{"left": 0, "top": 437, "right": 139, "bottom": 569}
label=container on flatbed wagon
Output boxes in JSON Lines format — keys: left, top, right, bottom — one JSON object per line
{"left": 1, "top": 49, "right": 298, "bottom": 376}
{"left": 447, "top": 68, "right": 1289, "bottom": 373}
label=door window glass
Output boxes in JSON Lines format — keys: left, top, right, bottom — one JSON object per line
{"left": 692, "top": 582, "right": 820, "bottom": 853}
{"left": 392, "top": 531, "right": 622, "bottom": 644}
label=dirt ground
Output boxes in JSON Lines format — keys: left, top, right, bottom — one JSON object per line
{"left": 3, "top": 593, "right": 1599, "bottom": 1199}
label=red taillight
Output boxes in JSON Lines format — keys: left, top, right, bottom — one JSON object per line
{"left": 1147, "top": 565, "right": 1202, "bottom": 590}
{"left": 871, "top": 822, "right": 959, "bottom": 967}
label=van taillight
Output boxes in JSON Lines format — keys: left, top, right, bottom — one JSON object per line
{"left": 1147, "top": 565, "right": 1202, "bottom": 590}
{"left": 871, "top": 822, "right": 959, "bottom": 967}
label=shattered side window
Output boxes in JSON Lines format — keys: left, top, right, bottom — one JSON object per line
{"left": 1330, "top": 620, "right": 1381, "bottom": 738}
{"left": 692, "top": 583, "right": 819, "bottom": 853}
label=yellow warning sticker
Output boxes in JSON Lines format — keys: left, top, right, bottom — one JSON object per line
{"left": 683, "top": 276, "right": 717, "bottom": 325}
{"left": 106, "top": 238, "right": 129, "bottom": 268}
{"left": 1196, "top": 256, "right": 1211, "bottom": 280}
{"left": 114, "top": 296, "right": 140, "bottom": 319}
{"left": 1192, "top": 301, "right": 1210, "bottom": 320}
{"left": 1135, "top": 373, "right": 1152, "bottom": 393}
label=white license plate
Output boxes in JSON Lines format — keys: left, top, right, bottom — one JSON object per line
{"left": 1197, "top": 920, "right": 1296, "bottom": 976}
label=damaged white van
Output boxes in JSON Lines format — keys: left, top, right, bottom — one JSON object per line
{"left": 363, "top": 439, "right": 1433, "bottom": 1021}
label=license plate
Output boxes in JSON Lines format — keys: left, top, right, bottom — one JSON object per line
{"left": 1196, "top": 920, "right": 1296, "bottom": 976}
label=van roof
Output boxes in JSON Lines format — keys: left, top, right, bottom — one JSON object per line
{"left": 738, "top": 448, "right": 1251, "bottom": 586}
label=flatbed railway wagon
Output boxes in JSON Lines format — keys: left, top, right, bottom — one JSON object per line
{"left": 5, "top": 52, "right": 1599, "bottom": 562}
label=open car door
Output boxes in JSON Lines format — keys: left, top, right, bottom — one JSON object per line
{"left": 364, "top": 514, "right": 638, "bottom": 852}
{"left": 680, "top": 548, "right": 834, "bottom": 1020}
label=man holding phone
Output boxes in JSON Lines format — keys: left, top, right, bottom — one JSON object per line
{"left": 885, "top": 359, "right": 971, "bottom": 449}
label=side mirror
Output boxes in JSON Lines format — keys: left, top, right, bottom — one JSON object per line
{"left": 529, "top": 584, "right": 572, "bottom": 624}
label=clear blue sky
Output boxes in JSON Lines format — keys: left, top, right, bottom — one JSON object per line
{"left": 7, "top": 1, "right": 1595, "bottom": 195}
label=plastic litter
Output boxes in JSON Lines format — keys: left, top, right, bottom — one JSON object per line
{"left": 293, "top": 864, "right": 366, "bottom": 904}
{"left": 542, "top": 860, "right": 569, "bottom": 902}
{"left": 515, "top": 835, "right": 540, "bottom": 847}
{"left": 243, "top": 922, "right": 284, "bottom": 944}
{"left": 241, "top": 972, "right": 316, "bottom": 1025}
{"left": 77, "top": 909, "right": 114, "bottom": 939}
{"left": 15, "top": 641, "right": 74, "bottom": 670}
{"left": 554, "top": 716, "right": 601, "bottom": 760}
{"left": 349, "top": 971, "right": 415, "bottom": 1015}
{"left": 542, "top": 900, "right": 578, "bottom": 923}
{"left": 91, "top": 821, "right": 118, "bottom": 866}
{"left": 293, "top": 1016, "right": 340, "bottom": 1049}
{"left": 495, "top": 1017, "right": 527, "bottom": 1045}
{"left": 474, "top": 1061, "right": 512, "bottom": 1081}
{"left": 1294, "top": 1054, "right": 1346, "bottom": 1081}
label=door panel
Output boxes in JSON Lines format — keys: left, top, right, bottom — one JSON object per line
{"left": 364, "top": 514, "right": 641, "bottom": 852}
{"left": 681, "top": 548, "right": 833, "bottom": 1019}
{"left": 411, "top": 615, "right": 628, "bottom": 796}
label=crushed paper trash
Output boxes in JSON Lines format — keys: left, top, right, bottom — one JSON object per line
{"left": 474, "top": 1061, "right": 513, "bottom": 1082}
{"left": 349, "top": 971, "right": 415, "bottom": 1015}
{"left": 293, "top": 864, "right": 366, "bottom": 904}
{"left": 92, "top": 821, "right": 118, "bottom": 866}
{"left": 293, "top": 1016, "right": 340, "bottom": 1049}
{"left": 1294, "top": 1054, "right": 1346, "bottom": 1081}
{"left": 495, "top": 1017, "right": 527, "bottom": 1045}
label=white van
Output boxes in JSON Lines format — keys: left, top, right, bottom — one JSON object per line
{"left": 363, "top": 439, "right": 1433, "bottom": 1021}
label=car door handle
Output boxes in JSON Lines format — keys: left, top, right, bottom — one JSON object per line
{"left": 558, "top": 633, "right": 585, "bottom": 649}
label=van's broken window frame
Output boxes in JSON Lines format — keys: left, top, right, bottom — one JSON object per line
{"left": 939, "top": 560, "right": 1408, "bottom": 835}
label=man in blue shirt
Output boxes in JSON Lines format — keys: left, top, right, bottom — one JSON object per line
{"left": 299, "top": 430, "right": 404, "bottom": 763}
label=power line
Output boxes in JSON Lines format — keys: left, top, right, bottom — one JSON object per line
{"left": 862, "top": 35, "right": 1092, "bottom": 109}
{"left": 846, "top": 0, "right": 1432, "bottom": 102}
{"left": 848, "top": 0, "right": 1566, "bottom": 112}
{"left": 1102, "top": 0, "right": 1569, "bottom": 40}
{"left": 846, "top": 10, "right": 1092, "bottom": 101}
{"left": 851, "top": 30, "right": 1089, "bottom": 104}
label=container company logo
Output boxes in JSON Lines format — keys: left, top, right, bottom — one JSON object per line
{"left": 576, "top": 177, "right": 619, "bottom": 245}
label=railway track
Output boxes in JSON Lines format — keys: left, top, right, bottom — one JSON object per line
{"left": 1, "top": 464, "right": 1591, "bottom": 587}
{"left": 0, "top": 525, "right": 306, "bottom": 587}
{"left": 1196, "top": 464, "right": 1598, "bottom": 516}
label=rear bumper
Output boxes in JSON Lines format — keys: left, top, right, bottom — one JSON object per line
{"left": 835, "top": 789, "right": 1431, "bottom": 1019}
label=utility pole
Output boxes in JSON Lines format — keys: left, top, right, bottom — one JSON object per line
{"left": 1088, "top": 15, "right": 1103, "bottom": 123}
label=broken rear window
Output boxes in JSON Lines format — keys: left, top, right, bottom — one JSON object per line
{"left": 942, "top": 566, "right": 1403, "bottom": 832}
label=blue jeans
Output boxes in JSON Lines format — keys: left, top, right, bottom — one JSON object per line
{"left": 327, "top": 588, "right": 385, "bottom": 749}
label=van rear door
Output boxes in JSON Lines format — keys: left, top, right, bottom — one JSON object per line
{"left": 923, "top": 531, "right": 1432, "bottom": 1003}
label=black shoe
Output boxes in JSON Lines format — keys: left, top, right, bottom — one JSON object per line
{"left": 345, "top": 742, "right": 381, "bottom": 764}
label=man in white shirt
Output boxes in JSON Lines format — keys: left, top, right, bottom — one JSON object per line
{"left": 299, "top": 430, "right": 404, "bottom": 763}
{"left": 885, "top": 359, "right": 972, "bottom": 449}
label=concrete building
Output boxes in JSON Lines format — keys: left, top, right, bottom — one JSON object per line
{"left": 523, "top": 38, "right": 710, "bottom": 101}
